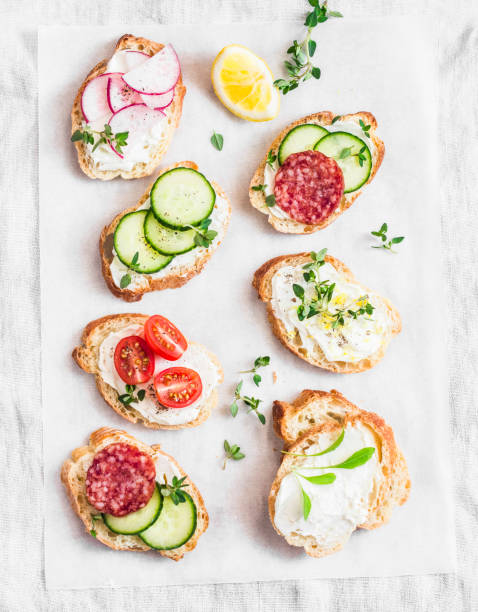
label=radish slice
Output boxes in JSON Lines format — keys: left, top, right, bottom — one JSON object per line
{"left": 140, "top": 88, "right": 174, "bottom": 110}
{"left": 107, "top": 74, "right": 143, "bottom": 112}
{"left": 123, "top": 44, "right": 180, "bottom": 95}
{"left": 107, "top": 49, "right": 149, "bottom": 73}
{"left": 108, "top": 103, "right": 165, "bottom": 159}
{"left": 81, "top": 73, "right": 121, "bottom": 122}
{"left": 87, "top": 114, "right": 112, "bottom": 132}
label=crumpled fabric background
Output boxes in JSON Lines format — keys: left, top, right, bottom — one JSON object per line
{"left": 0, "top": 0, "right": 476, "bottom": 610}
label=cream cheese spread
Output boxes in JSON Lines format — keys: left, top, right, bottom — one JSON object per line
{"left": 98, "top": 324, "right": 220, "bottom": 426}
{"left": 274, "top": 423, "right": 379, "bottom": 546}
{"left": 270, "top": 262, "right": 393, "bottom": 363}
{"left": 264, "top": 119, "right": 376, "bottom": 221}
{"left": 109, "top": 194, "right": 230, "bottom": 291}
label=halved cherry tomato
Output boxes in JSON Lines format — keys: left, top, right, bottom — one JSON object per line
{"left": 154, "top": 367, "right": 202, "bottom": 408}
{"left": 114, "top": 335, "right": 155, "bottom": 385}
{"left": 144, "top": 315, "right": 187, "bottom": 361}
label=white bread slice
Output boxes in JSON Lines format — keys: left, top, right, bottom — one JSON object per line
{"left": 253, "top": 252, "right": 401, "bottom": 374}
{"left": 72, "top": 313, "right": 224, "bottom": 430}
{"left": 61, "top": 426, "right": 209, "bottom": 560}
{"left": 71, "top": 34, "right": 186, "bottom": 180}
{"left": 100, "top": 160, "right": 231, "bottom": 302}
{"left": 249, "top": 112, "right": 385, "bottom": 234}
{"left": 269, "top": 389, "right": 410, "bottom": 558}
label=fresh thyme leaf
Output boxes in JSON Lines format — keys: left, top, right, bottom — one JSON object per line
{"left": 257, "top": 412, "right": 266, "bottom": 425}
{"left": 120, "top": 274, "right": 131, "bottom": 289}
{"left": 301, "top": 487, "right": 312, "bottom": 520}
{"left": 254, "top": 356, "right": 270, "bottom": 368}
{"left": 308, "top": 39, "right": 317, "bottom": 57}
{"left": 223, "top": 439, "right": 245, "bottom": 469}
{"left": 252, "top": 184, "right": 267, "bottom": 192}
{"left": 137, "top": 389, "right": 146, "bottom": 401}
{"left": 311, "top": 66, "right": 321, "bottom": 79}
{"left": 331, "top": 115, "right": 341, "bottom": 124}
{"left": 339, "top": 147, "right": 352, "bottom": 159}
{"left": 211, "top": 131, "right": 224, "bottom": 151}
{"left": 188, "top": 221, "right": 217, "bottom": 248}
{"left": 71, "top": 130, "right": 83, "bottom": 142}
{"left": 119, "top": 384, "right": 145, "bottom": 405}
{"left": 235, "top": 381, "right": 243, "bottom": 397}
{"left": 131, "top": 252, "right": 139, "bottom": 266}
{"left": 265, "top": 194, "right": 276, "bottom": 207}
{"left": 90, "top": 529, "right": 97, "bottom": 537}
{"left": 327, "top": 447, "right": 375, "bottom": 469}
{"left": 298, "top": 472, "right": 336, "bottom": 485}
{"left": 282, "top": 428, "right": 344, "bottom": 457}
{"left": 230, "top": 401, "right": 239, "bottom": 417}
{"left": 253, "top": 373, "right": 261, "bottom": 387}
{"left": 391, "top": 236, "right": 405, "bottom": 244}
{"left": 266, "top": 150, "right": 277, "bottom": 167}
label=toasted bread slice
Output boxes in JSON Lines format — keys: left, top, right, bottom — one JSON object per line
{"left": 71, "top": 34, "right": 186, "bottom": 180}
{"left": 253, "top": 252, "right": 401, "bottom": 373}
{"left": 100, "top": 160, "right": 231, "bottom": 302}
{"left": 72, "top": 313, "right": 223, "bottom": 430}
{"left": 61, "top": 427, "right": 208, "bottom": 560}
{"left": 249, "top": 112, "right": 385, "bottom": 234}
{"left": 269, "top": 389, "right": 410, "bottom": 558}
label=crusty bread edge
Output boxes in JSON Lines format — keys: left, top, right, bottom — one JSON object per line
{"left": 99, "top": 160, "right": 232, "bottom": 302}
{"left": 268, "top": 390, "right": 410, "bottom": 558}
{"left": 72, "top": 313, "right": 224, "bottom": 430}
{"left": 71, "top": 34, "right": 186, "bottom": 181}
{"left": 249, "top": 111, "right": 385, "bottom": 234}
{"left": 60, "top": 427, "right": 209, "bottom": 560}
{"left": 252, "top": 253, "right": 401, "bottom": 374}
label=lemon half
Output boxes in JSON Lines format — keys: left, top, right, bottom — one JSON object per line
{"left": 211, "top": 44, "right": 280, "bottom": 122}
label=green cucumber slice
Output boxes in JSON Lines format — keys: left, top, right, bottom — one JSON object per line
{"left": 103, "top": 484, "right": 163, "bottom": 535}
{"left": 314, "top": 132, "right": 372, "bottom": 193}
{"left": 150, "top": 167, "right": 215, "bottom": 230}
{"left": 139, "top": 491, "right": 197, "bottom": 550}
{"left": 278, "top": 124, "right": 329, "bottom": 165}
{"left": 144, "top": 209, "right": 197, "bottom": 256}
{"left": 114, "top": 210, "right": 173, "bottom": 274}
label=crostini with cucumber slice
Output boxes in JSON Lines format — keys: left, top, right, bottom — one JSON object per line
{"left": 249, "top": 112, "right": 385, "bottom": 234}
{"left": 100, "top": 161, "right": 231, "bottom": 301}
{"left": 61, "top": 427, "right": 208, "bottom": 559}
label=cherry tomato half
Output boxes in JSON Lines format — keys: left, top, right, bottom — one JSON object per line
{"left": 144, "top": 315, "right": 187, "bottom": 361}
{"left": 154, "top": 367, "right": 202, "bottom": 408}
{"left": 114, "top": 335, "right": 155, "bottom": 385}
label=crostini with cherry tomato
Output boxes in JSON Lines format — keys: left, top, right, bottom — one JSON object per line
{"left": 73, "top": 313, "right": 223, "bottom": 430}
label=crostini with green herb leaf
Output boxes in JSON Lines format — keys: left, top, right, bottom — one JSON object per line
{"left": 269, "top": 389, "right": 410, "bottom": 558}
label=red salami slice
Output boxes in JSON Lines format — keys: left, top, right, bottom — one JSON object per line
{"left": 273, "top": 150, "right": 345, "bottom": 225}
{"left": 86, "top": 443, "right": 156, "bottom": 517}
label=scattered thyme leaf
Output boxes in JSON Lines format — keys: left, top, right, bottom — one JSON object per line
{"left": 222, "top": 439, "right": 245, "bottom": 469}
{"left": 370, "top": 223, "right": 405, "bottom": 253}
{"left": 211, "top": 131, "right": 224, "bottom": 151}
{"left": 265, "top": 194, "right": 276, "bottom": 207}
{"left": 120, "top": 274, "right": 131, "bottom": 289}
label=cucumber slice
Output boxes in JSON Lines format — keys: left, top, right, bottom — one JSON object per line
{"left": 139, "top": 491, "right": 197, "bottom": 550}
{"left": 114, "top": 210, "right": 173, "bottom": 274}
{"left": 314, "top": 132, "right": 372, "bottom": 193}
{"left": 103, "top": 484, "right": 163, "bottom": 535}
{"left": 278, "top": 124, "right": 329, "bottom": 165}
{"left": 150, "top": 167, "right": 215, "bottom": 230}
{"left": 144, "top": 209, "right": 197, "bottom": 256}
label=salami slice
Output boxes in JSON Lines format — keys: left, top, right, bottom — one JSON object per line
{"left": 273, "top": 150, "right": 345, "bottom": 225}
{"left": 86, "top": 443, "right": 156, "bottom": 517}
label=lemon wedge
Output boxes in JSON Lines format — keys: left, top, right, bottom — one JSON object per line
{"left": 211, "top": 44, "right": 280, "bottom": 122}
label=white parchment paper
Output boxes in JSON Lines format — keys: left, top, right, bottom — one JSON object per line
{"left": 39, "top": 20, "right": 455, "bottom": 589}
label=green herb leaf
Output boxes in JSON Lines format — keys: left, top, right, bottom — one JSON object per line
{"left": 266, "top": 150, "right": 277, "bottom": 167}
{"left": 160, "top": 474, "right": 189, "bottom": 504}
{"left": 265, "top": 194, "right": 276, "bottom": 207}
{"left": 298, "top": 472, "right": 336, "bottom": 485}
{"left": 283, "top": 429, "right": 344, "bottom": 457}
{"left": 328, "top": 10, "right": 343, "bottom": 17}
{"left": 252, "top": 184, "right": 267, "bottom": 192}
{"left": 331, "top": 115, "right": 341, "bottom": 124}
{"left": 71, "top": 130, "right": 83, "bottom": 142}
{"left": 211, "top": 131, "right": 224, "bottom": 151}
{"left": 137, "top": 389, "right": 146, "bottom": 401}
{"left": 257, "top": 412, "right": 266, "bottom": 425}
{"left": 223, "top": 439, "right": 246, "bottom": 469}
{"left": 90, "top": 529, "right": 97, "bottom": 537}
{"left": 302, "top": 488, "right": 312, "bottom": 520}
{"left": 391, "top": 236, "right": 405, "bottom": 244}
{"left": 339, "top": 147, "right": 352, "bottom": 159}
{"left": 235, "top": 381, "right": 243, "bottom": 397}
{"left": 311, "top": 66, "right": 321, "bottom": 79}
{"left": 120, "top": 274, "right": 131, "bottom": 289}
{"left": 293, "top": 283, "right": 305, "bottom": 298}
{"left": 230, "top": 401, "right": 239, "bottom": 417}
{"left": 254, "top": 356, "right": 270, "bottom": 368}
{"left": 328, "top": 447, "right": 375, "bottom": 469}
{"left": 308, "top": 39, "right": 317, "bottom": 57}
{"left": 253, "top": 373, "right": 261, "bottom": 387}
{"left": 131, "top": 251, "right": 139, "bottom": 266}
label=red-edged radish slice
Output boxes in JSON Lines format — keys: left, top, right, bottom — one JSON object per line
{"left": 108, "top": 103, "right": 165, "bottom": 159}
{"left": 81, "top": 73, "right": 120, "bottom": 122}
{"left": 107, "top": 49, "right": 149, "bottom": 73}
{"left": 107, "top": 74, "right": 143, "bottom": 113}
{"left": 123, "top": 44, "right": 180, "bottom": 95}
{"left": 140, "top": 88, "right": 174, "bottom": 110}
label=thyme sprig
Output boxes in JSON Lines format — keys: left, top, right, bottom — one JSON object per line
{"left": 239, "top": 355, "right": 271, "bottom": 387}
{"left": 71, "top": 124, "right": 129, "bottom": 155}
{"left": 273, "top": 1, "right": 343, "bottom": 95}
{"left": 230, "top": 381, "right": 266, "bottom": 424}
{"left": 371, "top": 223, "right": 405, "bottom": 253}
{"left": 118, "top": 383, "right": 146, "bottom": 406}
{"left": 338, "top": 144, "right": 368, "bottom": 167}
{"left": 187, "top": 218, "right": 218, "bottom": 248}
{"left": 159, "top": 475, "right": 189, "bottom": 505}
{"left": 223, "top": 440, "right": 245, "bottom": 469}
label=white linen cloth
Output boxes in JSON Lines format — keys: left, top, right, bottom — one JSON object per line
{"left": 1, "top": 0, "right": 477, "bottom": 609}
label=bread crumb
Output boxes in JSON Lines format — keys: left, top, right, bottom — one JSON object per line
{"left": 273, "top": 371, "right": 278, "bottom": 383}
